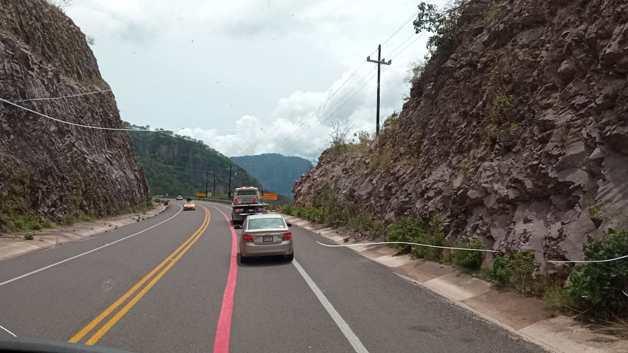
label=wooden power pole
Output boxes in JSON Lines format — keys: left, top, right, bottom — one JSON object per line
{"left": 367, "top": 44, "right": 391, "bottom": 136}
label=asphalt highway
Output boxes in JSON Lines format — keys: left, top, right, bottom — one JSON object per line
{"left": 0, "top": 201, "right": 544, "bottom": 353}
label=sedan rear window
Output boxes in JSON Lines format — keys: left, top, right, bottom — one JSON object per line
{"left": 236, "top": 189, "right": 258, "bottom": 196}
{"left": 247, "top": 218, "right": 286, "bottom": 230}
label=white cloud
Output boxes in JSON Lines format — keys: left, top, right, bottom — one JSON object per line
{"left": 179, "top": 113, "right": 329, "bottom": 161}
{"left": 65, "top": 0, "right": 446, "bottom": 159}
{"left": 178, "top": 51, "right": 421, "bottom": 160}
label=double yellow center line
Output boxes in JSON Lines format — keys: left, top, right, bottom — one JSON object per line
{"left": 69, "top": 207, "right": 211, "bottom": 346}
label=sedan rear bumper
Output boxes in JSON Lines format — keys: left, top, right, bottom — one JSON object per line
{"left": 240, "top": 241, "right": 293, "bottom": 257}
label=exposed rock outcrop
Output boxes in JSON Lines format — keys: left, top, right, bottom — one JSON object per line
{"left": 295, "top": 0, "right": 628, "bottom": 266}
{"left": 0, "top": 0, "right": 148, "bottom": 228}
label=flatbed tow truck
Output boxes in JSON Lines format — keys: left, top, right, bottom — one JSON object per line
{"left": 231, "top": 186, "right": 266, "bottom": 228}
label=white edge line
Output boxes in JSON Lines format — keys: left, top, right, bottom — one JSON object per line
{"left": 0, "top": 324, "right": 17, "bottom": 338}
{"left": 281, "top": 215, "right": 562, "bottom": 353}
{"left": 211, "top": 202, "right": 370, "bottom": 352}
{"left": 292, "top": 259, "right": 370, "bottom": 353}
{"left": 0, "top": 206, "right": 183, "bottom": 288}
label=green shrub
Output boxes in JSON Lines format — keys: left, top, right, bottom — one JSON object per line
{"left": 543, "top": 283, "right": 572, "bottom": 313}
{"left": 453, "top": 239, "right": 484, "bottom": 271}
{"left": 414, "top": 218, "right": 445, "bottom": 261}
{"left": 281, "top": 204, "right": 294, "bottom": 215}
{"left": 509, "top": 251, "right": 537, "bottom": 295}
{"left": 387, "top": 217, "right": 426, "bottom": 252}
{"left": 489, "top": 255, "right": 512, "bottom": 287}
{"left": 387, "top": 216, "right": 445, "bottom": 261}
{"left": 347, "top": 213, "right": 385, "bottom": 238}
{"left": 369, "top": 220, "right": 387, "bottom": 239}
{"left": 299, "top": 207, "right": 323, "bottom": 223}
{"left": 567, "top": 229, "right": 628, "bottom": 320}
{"left": 488, "top": 252, "right": 536, "bottom": 294}
{"left": 413, "top": 1, "right": 465, "bottom": 56}
{"left": 9, "top": 214, "right": 48, "bottom": 232}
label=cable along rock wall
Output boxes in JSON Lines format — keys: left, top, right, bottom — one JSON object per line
{"left": 0, "top": 0, "right": 148, "bottom": 229}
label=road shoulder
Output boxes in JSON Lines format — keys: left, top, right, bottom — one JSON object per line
{"left": 283, "top": 215, "right": 628, "bottom": 353}
{"left": 0, "top": 203, "right": 168, "bottom": 262}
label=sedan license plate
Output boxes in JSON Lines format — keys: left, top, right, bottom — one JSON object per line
{"left": 263, "top": 235, "right": 274, "bottom": 243}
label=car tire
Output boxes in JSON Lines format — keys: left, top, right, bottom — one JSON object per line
{"left": 284, "top": 253, "right": 294, "bottom": 262}
{"left": 238, "top": 254, "right": 247, "bottom": 265}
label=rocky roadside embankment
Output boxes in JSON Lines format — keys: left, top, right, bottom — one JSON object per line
{"left": 0, "top": 0, "right": 148, "bottom": 231}
{"left": 295, "top": 0, "right": 628, "bottom": 267}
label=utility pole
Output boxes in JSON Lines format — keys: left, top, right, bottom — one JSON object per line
{"left": 227, "top": 163, "right": 233, "bottom": 199}
{"left": 212, "top": 172, "right": 216, "bottom": 195}
{"left": 367, "top": 44, "right": 391, "bottom": 136}
{"left": 205, "top": 170, "right": 209, "bottom": 199}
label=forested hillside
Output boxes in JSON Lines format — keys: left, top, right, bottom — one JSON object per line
{"left": 232, "top": 153, "right": 312, "bottom": 198}
{"left": 129, "top": 128, "right": 259, "bottom": 197}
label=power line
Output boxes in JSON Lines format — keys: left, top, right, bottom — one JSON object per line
{"left": 322, "top": 35, "right": 421, "bottom": 124}
{"left": 0, "top": 97, "right": 151, "bottom": 132}
{"left": 316, "top": 12, "right": 417, "bottom": 120}
{"left": 381, "top": 13, "right": 417, "bottom": 46}
{"left": 15, "top": 89, "right": 112, "bottom": 103}
{"left": 323, "top": 71, "right": 376, "bottom": 122}
{"left": 388, "top": 34, "right": 418, "bottom": 57}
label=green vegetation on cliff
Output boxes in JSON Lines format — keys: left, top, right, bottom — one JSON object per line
{"left": 128, "top": 127, "right": 259, "bottom": 197}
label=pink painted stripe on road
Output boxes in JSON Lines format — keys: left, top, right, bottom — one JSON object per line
{"left": 212, "top": 208, "right": 239, "bottom": 353}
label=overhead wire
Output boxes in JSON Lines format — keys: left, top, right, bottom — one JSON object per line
{"left": 322, "top": 32, "right": 422, "bottom": 123}
{"left": 315, "top": 13, "right": 418, "bottom": 120}
{"left": 15, "top": 89, "right": 112, "bottom": 102}
{"left": 0, "top": 96, "right": 152, "bottom": 132}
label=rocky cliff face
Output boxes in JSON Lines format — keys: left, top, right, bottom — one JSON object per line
{"left": 295, "top": 0, "right": 628, "bottom": 265}
{"left": 0, "top": 0, "right": 148, "bottom": 229}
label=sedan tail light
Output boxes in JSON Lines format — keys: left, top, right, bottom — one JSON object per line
{"left": 233, "top": 197, "right": 240, "bottom": 205}
{"left": 242, "top": 234, "right": 254, "bottom": 242}
{"left": 282, "top": 232, "right": 292, "bottom": 241}
{"left": 251, "top": 197, "right": 257, "bottom": 203}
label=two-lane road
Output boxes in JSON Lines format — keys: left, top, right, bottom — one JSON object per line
{"left": 0, "top": 202, "right": 544, "bottom": 353}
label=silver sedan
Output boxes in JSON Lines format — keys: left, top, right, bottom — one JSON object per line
{"left": 238, "top": 213, "right": 293, "bottom": 263}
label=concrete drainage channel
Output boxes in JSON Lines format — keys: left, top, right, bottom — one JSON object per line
{"left": 282, "top": 214, "right": 628, "bottom": 353}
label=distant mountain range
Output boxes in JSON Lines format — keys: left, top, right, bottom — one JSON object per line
{"left": 232, "top": 153, "right": 313, "bottom": 198}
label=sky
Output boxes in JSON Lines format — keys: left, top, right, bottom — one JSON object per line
{"left": 63, "top": 0, "right": 446, "bottom": 161}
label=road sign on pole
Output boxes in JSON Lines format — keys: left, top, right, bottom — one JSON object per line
{"left": 262, "top": 192, "right": 279, "bottom": 201}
